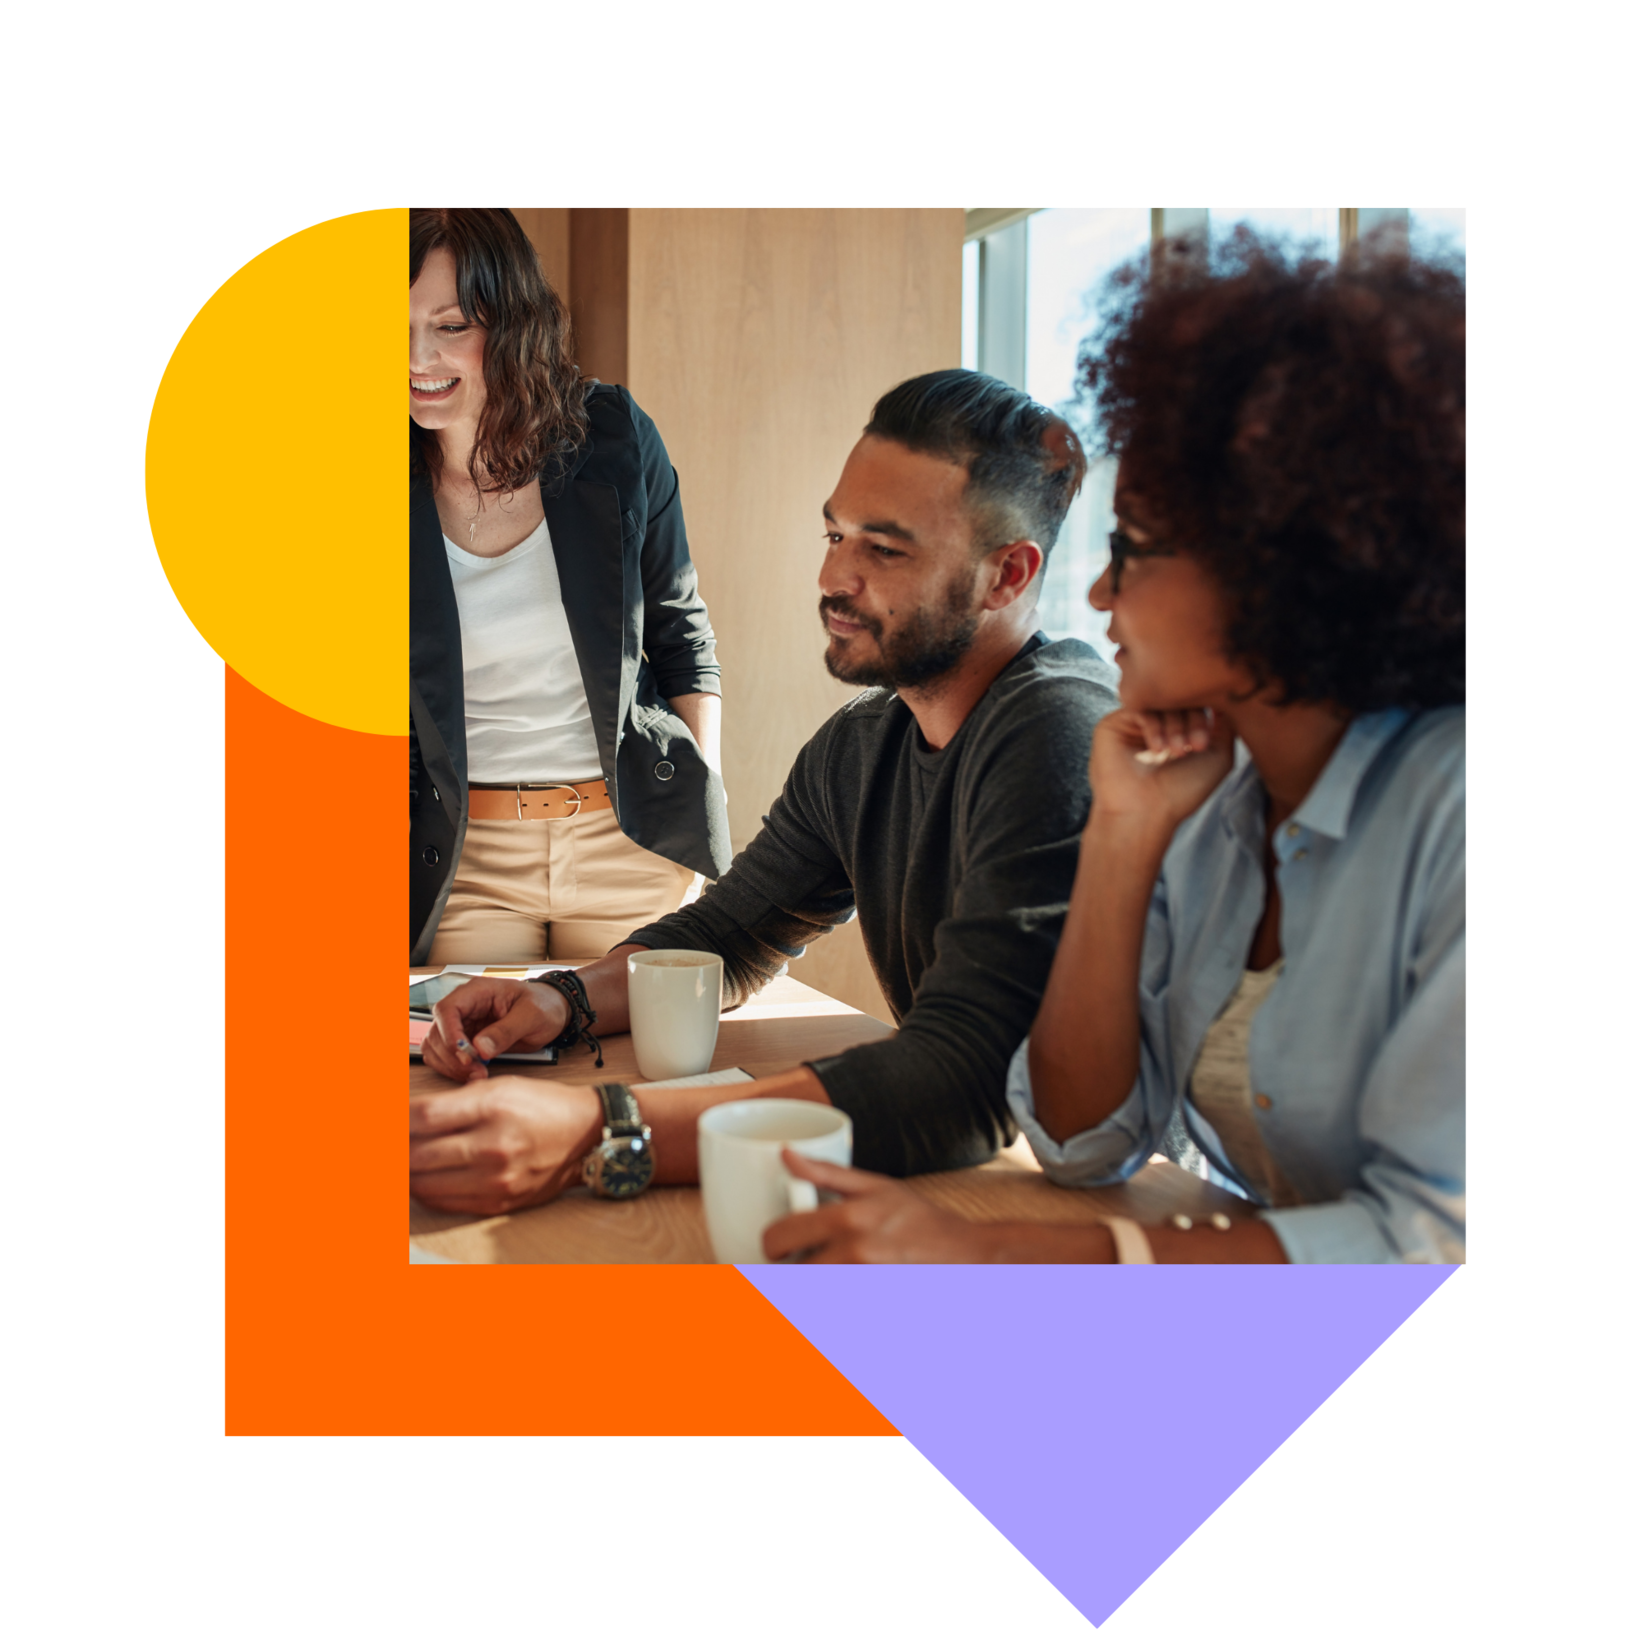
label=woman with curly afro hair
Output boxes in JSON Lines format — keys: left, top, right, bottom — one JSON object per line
{"left": 763, "top": 231, "right": 1465, "bottom": 1264}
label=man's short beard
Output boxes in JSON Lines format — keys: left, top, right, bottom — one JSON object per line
{"left": 820, "top": 572, "right": 980, "bottom": 690}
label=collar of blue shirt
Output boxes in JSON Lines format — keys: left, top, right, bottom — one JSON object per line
{"left": 1215, "top": 707, "right": 1413, "bottom": 851}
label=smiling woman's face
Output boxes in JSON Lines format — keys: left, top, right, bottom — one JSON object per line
{"left": 1089, "top": 471, "right": 1255, "bottom": 712}
{"left": 409, "top": 246, "right": 488, "bottom": 434}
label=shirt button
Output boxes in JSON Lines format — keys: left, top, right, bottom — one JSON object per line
{"left": 422, "top": 845, "right": 440, "bottom": 866}
{"left": 1254, "top": 1093, "right": 1273, "bottom": 1110}
{"left": 1286, "top": 823, "right": 1301, "bottom": 838}
{"left": 1294, "top": 848, "right": 1308, "bottom": 861}
{"left": 655, "top": 761, "right": 675, "bottom": 781}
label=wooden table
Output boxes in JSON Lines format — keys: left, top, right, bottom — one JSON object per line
{"left": 410, "top": 972, "right": 1250, "bottom": 1263}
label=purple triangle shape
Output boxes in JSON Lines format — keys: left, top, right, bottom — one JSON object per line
{"left": 743, "top": 1266, "right": 1453, "bottom": 1628}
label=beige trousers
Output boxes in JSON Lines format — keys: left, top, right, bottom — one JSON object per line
{"left": 426, "top": 805, "right": 698, "bottom": 965}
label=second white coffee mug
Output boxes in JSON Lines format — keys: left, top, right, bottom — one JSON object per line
{"left": 627, "top": 948, "right": 723, "bottom": 1082}
{"left": 698, "top": 1098, "right": 853, "bottom": 1264}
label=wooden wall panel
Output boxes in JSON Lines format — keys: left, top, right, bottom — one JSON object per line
{"left": 568, "top": 208, "right": 630, "bottom": 386}
{"left": 625, "top": 210, "right": 964, "bottom": 1020}
{"left": 512, "top": 208, "right": 570, "bottom": 297}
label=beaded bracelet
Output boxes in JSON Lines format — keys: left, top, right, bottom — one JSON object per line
{"left": 537, "top": 969, "right": 604, "bottom": 1068}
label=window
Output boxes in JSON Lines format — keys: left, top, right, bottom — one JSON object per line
{"left": 961, "top": 238, "right": 980, "bottom": 371}
{"left": 1025, "top": 210, "right": 1150, "bottom": 657}
{"left": 1208, "top": 206, "right": 1337, "bottom": 250}
{"left": 965, "top": 207, "right": 1466, "bottom": 652}
{"left": 1411, "top": 207, "right": 1466, "bottom": 265}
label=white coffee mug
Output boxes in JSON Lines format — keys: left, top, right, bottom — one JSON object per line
{"left": 698, "top": 1099, "right": 853, "bottom": 1264}
{"left": 627, "top": 949, "right": 724, "bottom": 1082}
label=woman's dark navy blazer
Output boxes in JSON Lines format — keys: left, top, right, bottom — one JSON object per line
{"left": 410, "top": 384, "right": 732, "bottom": 963}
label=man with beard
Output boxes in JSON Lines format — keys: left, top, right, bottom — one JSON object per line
{"left": 411, "top": 371, "right": 1119, "bottom": 1213}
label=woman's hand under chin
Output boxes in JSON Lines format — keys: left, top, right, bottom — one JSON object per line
{"left": 1089, "top": 706, "right": 1237, "bottom": 832}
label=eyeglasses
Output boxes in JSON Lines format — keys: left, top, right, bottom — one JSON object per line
{"left": 1106, "top": 529, "right": 1176, "bottom": 592}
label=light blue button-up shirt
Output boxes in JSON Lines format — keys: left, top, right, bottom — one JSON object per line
{"left": 1006, "top": 708, "right": 1464, "bottom": 1263}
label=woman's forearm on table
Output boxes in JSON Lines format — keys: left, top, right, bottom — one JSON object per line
{"left": 1028, "top": 815, "right": 1174, "bottom": 1144}
{"left": 1144, "top": 1220, "right": 1288, "bottom": 1262}
{"left": 968, "top": 1217, "right": 1287, "bottom": 1263}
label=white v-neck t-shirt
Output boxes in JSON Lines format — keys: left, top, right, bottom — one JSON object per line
{"left": 444, "top": 518, "right": 604, "bottom": 784}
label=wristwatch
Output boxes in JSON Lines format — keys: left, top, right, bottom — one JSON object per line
{"left": 581, "top": 1083, "right": 655, "bottom": 1199}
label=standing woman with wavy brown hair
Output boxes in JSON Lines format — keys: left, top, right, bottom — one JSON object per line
{"left": 410, "top": 208, "right": 731, "bottom": 967}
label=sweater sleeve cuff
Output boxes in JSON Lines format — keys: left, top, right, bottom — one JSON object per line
{"left": 1002, "top": 1038, "right": 1152, "bottom": 1187}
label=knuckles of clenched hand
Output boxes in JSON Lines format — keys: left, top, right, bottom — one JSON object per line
{"left": 833, "top": 1199, "right": 876, "bottom": 1235}
{"left": 820, "top": 1235, "right": 873, "bottom": 1264}
{"left": 410, "top": 1079, "right": 599, "bottom": 1217}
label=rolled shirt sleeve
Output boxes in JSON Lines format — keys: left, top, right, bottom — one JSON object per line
{"left": 1004, "top": 1037, "right": 1158, "bottom": 1186}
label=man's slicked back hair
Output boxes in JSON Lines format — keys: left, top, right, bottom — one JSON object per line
{"left": 863, "top": 370, "right": 1087, "bottom": 564}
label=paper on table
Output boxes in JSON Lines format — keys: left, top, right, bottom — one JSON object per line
{"left": 632, "top": 1067, "right": 754, "bottom": 1092}
{"left": 429, "top": 963, "right": 578, "bottom": 978}
{"left": 409, "top": 1011, "right": 558, "bottom": 1064}
{"left": 411, "top": 967, "right": 572, "bottom": 1011}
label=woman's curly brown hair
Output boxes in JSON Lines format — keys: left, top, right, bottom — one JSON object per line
{"left": 410, "top": 208, "right": 587, "bottom": 496}
{"left": 1079, "top": 229, "right": 1464, "bottom": 711}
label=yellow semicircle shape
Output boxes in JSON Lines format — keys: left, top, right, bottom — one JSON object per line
{"left": 147, "top": 208, "right": 406, "bottom": 735}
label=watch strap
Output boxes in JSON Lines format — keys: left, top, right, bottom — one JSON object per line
{"left": 594, "top": 1082, "right": 643, "bottom": 1136}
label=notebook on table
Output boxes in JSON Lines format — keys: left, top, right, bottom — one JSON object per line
{"left": 410, "top": 969, "right": 566, "bottom": 1063}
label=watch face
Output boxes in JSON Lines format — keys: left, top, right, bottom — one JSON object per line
{"left": 594, "top": 1134, "right": 654, "bottom": 1199}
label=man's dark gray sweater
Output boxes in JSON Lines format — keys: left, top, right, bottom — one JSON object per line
{"left": 626, "top": 635, "right": 1119, "bottom": 1177}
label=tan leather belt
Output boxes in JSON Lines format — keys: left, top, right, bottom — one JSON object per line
{"left": 467, "top": 779, "right": 613, "bottom": 821}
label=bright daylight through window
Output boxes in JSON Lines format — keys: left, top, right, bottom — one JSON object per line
{"left": 963, "top": 207, "right": 1467, "bottom": 656}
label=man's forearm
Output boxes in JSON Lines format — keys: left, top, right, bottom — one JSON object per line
{"left": 645, "top": 1065, "right": 830, "bottom": 1184}
{"left": 626, "top": 887, "right": 835, "bottom": 1011}
{"left": 547, "top": 944, "right": 832, "bottom": 1184}
{"left": 561, "top": 945, "right": 644, "bottom": 1037}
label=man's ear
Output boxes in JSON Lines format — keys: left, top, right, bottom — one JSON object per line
{"left": 982, "top": 539, "right": 1045, "bottom": 609}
